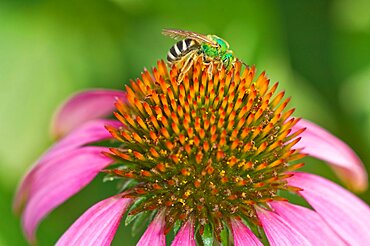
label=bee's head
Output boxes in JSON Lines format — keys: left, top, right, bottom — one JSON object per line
{"left": 221, "top": 50, "right": 234, "bottom": 69}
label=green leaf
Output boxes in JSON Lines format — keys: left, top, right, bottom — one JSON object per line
{"left": 220, "top": 225, "right": 229, "bottom": 246}
{"left": 173, "top": 220, "right": 182, "bottom": 235}
{"left": 102, "top": 174, "right": 118, "bottom": 182}
{"left": 118, "top": 178, "right": 138, "bottom": 193}
{"left": 131, "top": 211, "right": 151, "bottom": 236}
{"left": 131, "top": 210, "right": 158, "bottom": 236}
{"left": 125, "top": 197, "right": 146, "bottom": 226}
{"left": 201, "top": 224, "right": 213, "bottom": 246}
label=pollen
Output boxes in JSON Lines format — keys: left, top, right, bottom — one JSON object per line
{"left": 106, "top": 57, "right": 304, "bottom": 241}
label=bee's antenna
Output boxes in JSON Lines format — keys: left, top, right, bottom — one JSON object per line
{"left": 237, "top": 58, "right": 249, "bottom": 69}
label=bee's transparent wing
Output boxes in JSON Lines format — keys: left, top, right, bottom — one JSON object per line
{"left": 162, "top": 29, "right": 216, "bottom": 46}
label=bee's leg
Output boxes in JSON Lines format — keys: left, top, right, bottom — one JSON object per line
{"left": 207, "top": 61, "right": 213, "bottom": 80}
{"left": 217, "top": 61, "right": 223, "bottom": 70}
{"left": 200, "top": 54, "right": 211, "bottom": 66}
{"left": 199, "top": 55, "right": 214, "bottom": 80}
{"left": 178, "top": 52, "right": 196, "bottom": 84}
{"left": 177, "top": 57, "right": 191, "bottom": 83}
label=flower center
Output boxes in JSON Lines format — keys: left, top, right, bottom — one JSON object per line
{"left": 105, "top": 58, "right": 304, "bottom": 241}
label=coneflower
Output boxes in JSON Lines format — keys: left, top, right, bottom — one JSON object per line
{"left": 15, "top": 58, "right": 370, "bottom": 245}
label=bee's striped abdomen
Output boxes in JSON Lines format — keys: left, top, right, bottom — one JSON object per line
{"left": 167, "top": 39, "right": 198, "bottom": 63}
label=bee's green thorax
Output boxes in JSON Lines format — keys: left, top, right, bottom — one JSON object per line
{"left": 201, "top": 43, "right": 219, "bottom": 57}
{"left": 201, "top": 35, "right": 230, "bottom": 59}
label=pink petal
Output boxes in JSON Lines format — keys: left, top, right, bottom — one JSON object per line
{"left": 14, "top": 119, "right": 122, "bottom": 213}
{"left": 171, "top": 219, "right": 196, "bottom": 246}
{"left": 230, "top": 219, "right": 263, "bottom": 246}
{"left": 22, "top": 147, "right": 113, "bottom": 243}
{"left": 137, "top": 210, "right": 166, "bottom": 246}
{"left": 288, "top": 172, "right": 370, "bottom": 245}
{"left": 56, "top": 195, "right": 132, "bottom": 246}
{"left": 293, "top": 119, "right": 367, "bottom": 192}
{"left": 44, "top": 119, "right": 122, "bottom": 163}
{"left": 51, "top": 89, "right": 126, "bottom": 138}
{"left": 270, "top": 201, "right": 345, "bottom": 245}
{"left": 256, "top": 207, "right": 311, "bottom": 246}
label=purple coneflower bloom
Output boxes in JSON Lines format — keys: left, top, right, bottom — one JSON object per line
{"left": 15, "top": 59, "right": 370, "bottom": 245}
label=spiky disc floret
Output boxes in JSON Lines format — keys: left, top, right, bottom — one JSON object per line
{"left": 106, "top": 58, "right": 305, "bottom": 241}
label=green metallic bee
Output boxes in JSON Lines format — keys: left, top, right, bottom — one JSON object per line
{"left": 162, "top": 28, "right": 236, "bottom": 83}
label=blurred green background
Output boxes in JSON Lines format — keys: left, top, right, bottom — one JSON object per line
{"left": 1, "top": 0, "right": 369, "bottom": 245}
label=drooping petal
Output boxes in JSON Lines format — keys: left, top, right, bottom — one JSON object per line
{"left": 293, "top": 119, "right": 367, "bottom": 192}
{"left": 230, "top": 219, "right": 263, "bottom": 246}
{"left": 44, "top": 119, "right": 122, "bottom": 163}
{"left": 137, "top": 210, "right": 166, "bottom": 246}
{"left": 171, "top": 218, "right": 196, "bottom": 246}
{"left": 270, "top": 201, "right": 345, "bottom": 245}
{"left": 14, "top": 119, "right": 121, "bottom": 213}
{"left": 51, "top": 89, "right": 126, "bottom": 138}
{"left": 56, "top": 195, "right": 132, "bottom": 246}
{"left": 256, "top": 207, "right": 312, "bottom": 246}
{"left": 288, "top": 172, "right": 370, "bottom": 245}
{"left": 22, "top": 147, "right": 113, "bottom": 243}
